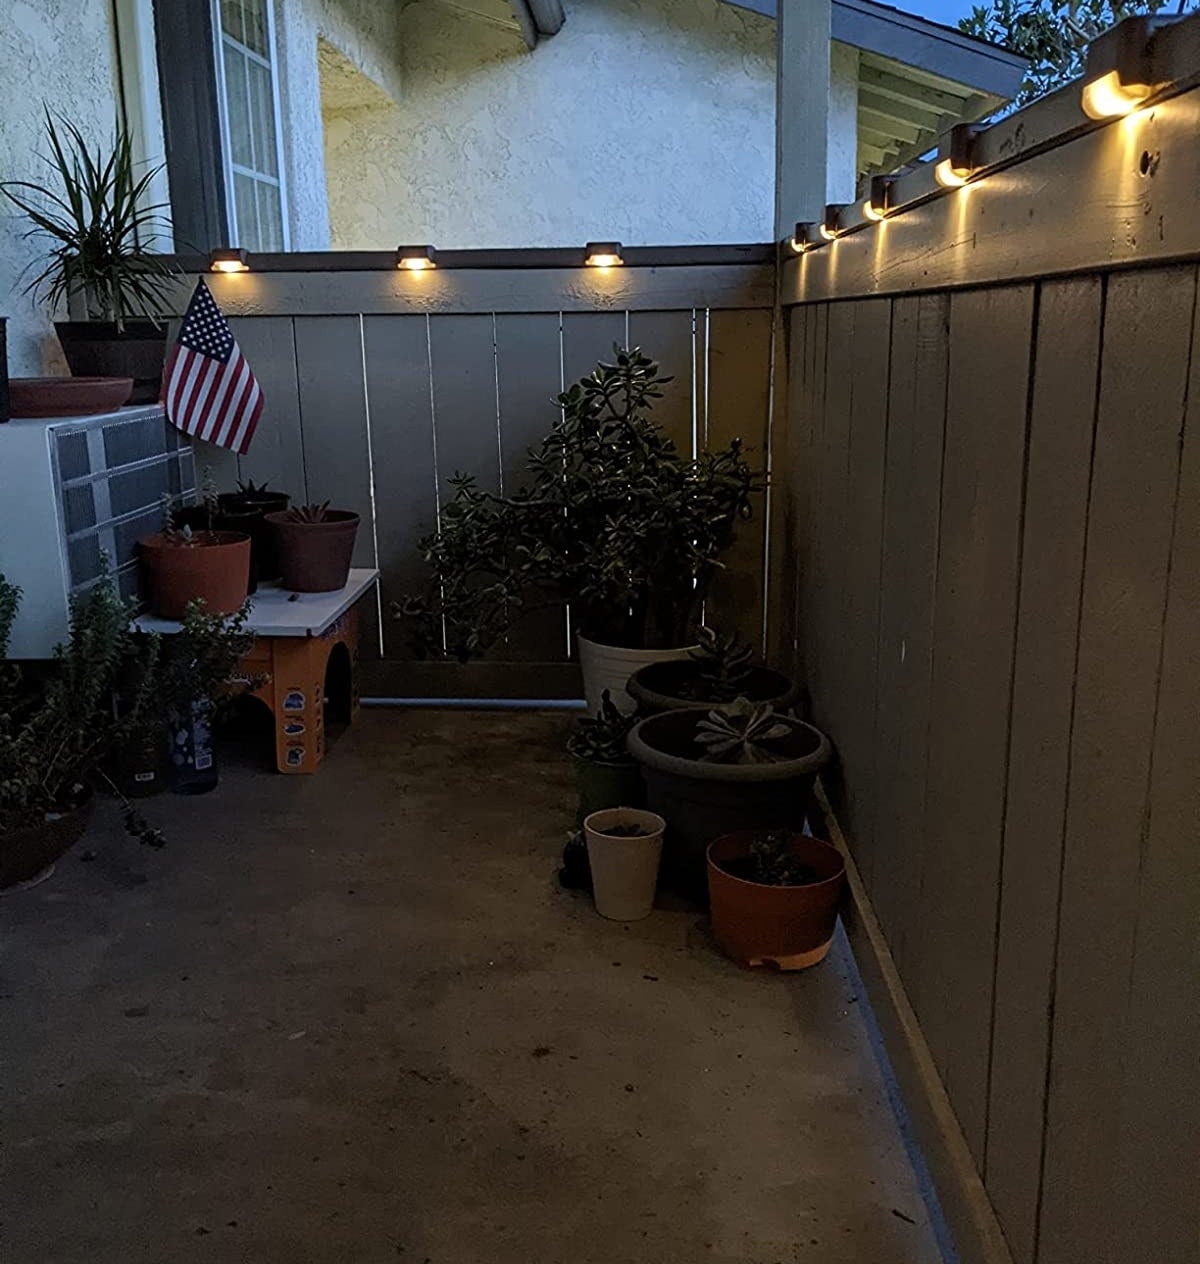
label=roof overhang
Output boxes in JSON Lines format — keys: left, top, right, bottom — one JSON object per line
{"left": 724, "top": 0, "right": 1028, "bottom": 179}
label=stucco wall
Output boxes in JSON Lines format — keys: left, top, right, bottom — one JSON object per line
{"left": 0, "top": 1, "right": 122, "bottom": 376}
{"left": 322, "top": 0, "right": 782, "bottom": 248}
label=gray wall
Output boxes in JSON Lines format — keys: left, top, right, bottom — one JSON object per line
{"left": 784, "top": 266, "right": 1199, "bottom": 1264}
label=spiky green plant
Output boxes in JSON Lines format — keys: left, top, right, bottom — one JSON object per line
{"left": 284, "top": 501, "right": 333, "bottom": 524}
{"left": 0, "top": 108, "right": 177, "bottom": 327}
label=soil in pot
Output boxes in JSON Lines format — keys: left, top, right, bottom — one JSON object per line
{"left": 583, "top": 807, "right": 666, "bottom": 921}
{"left": 139, "top": 530, "right": 251, "bottom": 619}
{"left": 626, "top": 708, "right": 830, "bottom": 906}
{"left": 707, "top": 830, "right": 845, "bottom": 970}
{"left": 56, "top": 320, "right": 168, "bottom": 405}
{"left": 266, "top": 510, "right": 359, "bottom": 593}
{"left": 0, "top": 785, "right": 95, "bottom": 890}
{"left": 628, "top": 659, "right": 801, "bottom": 714}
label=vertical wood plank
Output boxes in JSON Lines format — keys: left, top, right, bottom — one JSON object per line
{"left": 870, "top": 292, "right": 949, "bottom": 980}
{"left": 1113, "top": 284, "right": 1200, "bottom": 1264}
{"left": 561, "top": 311, "right": 625, "bottom": 386}
{"left": 495, "top": 312, "right": 570, "bottom": 662}
{"left": 362, "top": 315, "right": 437, "bottom": 660}
{"left": 983, "top": 277, "right": 1102, "bottom": 1264}
{"left": 799, "top": 303, "right": 831, "bottom": 724}
{"left": 627, "top": 309, "right": 696, "bottom": 459}
{"left": 1040, "top": 265, "right": 1196, "bottom": 1264}
{"left": 292, "top": 315, "right": 379, "bottom": 656}
{"left": 778, "top": 305, "right": 808, "bottom": 682}
{"left": 428, "top": 314, "right": 501, "bottom": 495}
{"left": 228, "top": 316, "right": 306, "bottom": 501}
{"left": 836, "top": 297, "right": 891, "bottom": 884}
{"left": 915, "top": 284, "right": 1034, "bottom": 1167}
{"left": 704, "top": 308, "right": 773, "bottom": 647}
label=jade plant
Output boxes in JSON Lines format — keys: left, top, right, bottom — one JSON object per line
{"left": 399, "top": 346, "right": 757, "bottom": 658}
{"left": 566, "top": 690, "right": 638, "bottom": 765}
{"left": 694, "top": 698, "right": 792, "bottom": 765}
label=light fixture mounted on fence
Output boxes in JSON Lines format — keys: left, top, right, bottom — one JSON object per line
{"left": 788, "top": 223, "right": 817, "bottom": 253}
{"left": 934, "top": 124, "right": 978, "bottom": 188}
{"left": 209, "top": 248, "right": 249, "bottom": 273}
{"left": 819, "top": 205, "right": 845, "bottom": 241}
{"left": 862, "top": 177, "right": 894, "bottom": 221}
{"left": 1080, "top": 15, "right": 1176, "bottom": 118}
{"left": 584, "top": 242, "right": 624, "bottom": 268}
{"left": 396, "top": 246, "right": 437, "bottom": 271}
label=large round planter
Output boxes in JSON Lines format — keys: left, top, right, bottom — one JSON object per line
{"left": 583, "top": 806, "right": 666, "bottom": 921}
{"left": 266, "top": 510, "right": 359, "bottom": 593}
{"left": 707, "top": 831, "right": 845, "bottom": 970}
{"left": 627, "top": 708, "right": 830, "bottom": 904}
{"left": 628, "top": 660, "right": 800, "bottom": 715}
{"left": 8, "top": 376, "right": 133, "bottom": 418}
{"left": 0, "top": 787, "right": 94, "bottom": 890}
{"left": 574, "top": 756, "right": 644, "bottom": 826}
{"left": 139, "top": 531, "right": 251, "bottom": 618}
{"left": 576, "top": 634, "right": 695, "bottom": 715}
{"left": 56, "top": 320, "right": 168, "bottom": 405}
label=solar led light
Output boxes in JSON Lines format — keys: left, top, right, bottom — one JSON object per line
{"left": 862, "top": 176, "right": 894, "bottom": 221}
{"left": 584, "top": 242, "right": 624, "bottom": 268}
{"left": 819, "top": 205, "right": 845, "bottom": 241}
{"left": 934, "top": 124, "right": 978, "bottom": 188}
{"left": 788, "top": 223, "right": 817, "bottom": 253}
{"left": 1080, "top": 15, "right": 1174, "bottom": 119}
{"left": 396, "top": 246, "right": 437, "bottom": 271}
{"left": 209, "top": 248, "right": 249, "bottom": 273}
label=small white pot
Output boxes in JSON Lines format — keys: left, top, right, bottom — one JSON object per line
{"left": 576, "top": 634, "right": 694, "bottom": 715}
{"left": 584, "top": 807, "right": 667, "bottom": 921}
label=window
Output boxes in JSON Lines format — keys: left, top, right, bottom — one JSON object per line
{"left": 213, "top": 0, "right": 289, "bottom": 251}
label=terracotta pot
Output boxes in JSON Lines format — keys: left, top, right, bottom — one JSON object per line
{"left": 8, "top": 376, "right": 133, "bottom": 418}
{"left": 628, "top": 660, "right": 801, "bottom": 715}
{"left": 707, "top": 831, "right": 845, "bottom": 970}
{"left": 139, "top": 530, "right": 251, "bottom": 618}
{"left": 56, "top": 320, "right": 168, "bottom": 405}
{"left": 0, "top": 787, "right": 95, "bottom": 890}
{"left": 266, "top": 510, "right": 359, "bottom": 593}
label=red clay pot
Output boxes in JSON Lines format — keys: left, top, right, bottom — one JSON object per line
{"left": 266, "top": 510, "right": 359, "bottom": 593}
{"left": 9, "top": 376, "right": 133, "bottom": 418}
{"left": 0, "top": 787, "right": 94, "bottom": 890}
{"left": 139, "top": 531, "right": 251, "bottom": 618}
{"left": 706, "top": 831, "right": 846, "bottom": 970}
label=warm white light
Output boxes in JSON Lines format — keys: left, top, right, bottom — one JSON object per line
{"left": 818, "top": 222, "right": 838, "bottom": 241}
{"left": 211, "top": 259, "right": 247, "bottom": 273}
{"left": 1081, "top": 69, "right": 1151, "bottom": 119}
{"left": 787, "top": 235, "right": 807, "bottom": 254}
{"left": 934, "top": 158, "right": 968, "bottom": 188}
{"left": 862, "top": 198, "right": 885, "bottom": 222}
{"left": 209, "top": 249, "right": 249, "bottom": 273}
{"left": 398, "top": 256, "right": 435, "bottom": 271}
{"left": 586, "top": 252, "right": 623, "bottom": 268}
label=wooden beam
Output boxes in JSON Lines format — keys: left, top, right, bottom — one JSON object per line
{"left": 777, "top": 0, "right": 832, "bottom": 236}
{"left": 860, "top": 105, "right": 923, "bottom": 144}
{"left": 857, "top": 60, "right": 972, "bottom": 115}
{"left": 857, "top": 138, "right": 894, "bottom": 169}
{"left": 860, "top": 86, "right": 945, "bottom": 133}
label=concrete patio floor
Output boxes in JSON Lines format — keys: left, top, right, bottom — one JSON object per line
{"left": 0, "top": 709, "right": 943, "bottom": 1263}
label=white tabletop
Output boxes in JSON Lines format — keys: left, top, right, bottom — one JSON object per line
{"left": 134, "top": 568, "right": 380, "bottom": 638}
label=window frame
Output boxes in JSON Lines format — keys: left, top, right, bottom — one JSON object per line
{"left": 211, "top": 0, "right": 291, "bottom": 252}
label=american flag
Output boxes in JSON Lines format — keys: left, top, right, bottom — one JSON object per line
{"left": 162, "top": 280, "right": 263, "bottom": 454}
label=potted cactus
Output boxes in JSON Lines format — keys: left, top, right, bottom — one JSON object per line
{"left": 627, "top": 698, "right": 830, "bottom": 903}
{"left": 266, "top": 501, "right": 360, "bottom": 593}
{"left": 140, "top": 496, "right": 251, "bottom": 619}
{"left": 628, "top": 625, "right": 800, "bottom": 714}
{"left": 707, "top": 828, "right": 846, "bottom": 970}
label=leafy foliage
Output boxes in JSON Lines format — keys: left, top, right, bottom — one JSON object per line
{"left": 960, "top": 0, "right": 1196, "bottom": 105}
{"left": 400, "top": 347, "right": 757, "bottom": 657}
{"left": 686, "top": 625, "right": 756, "bottom": 703}
{"left": 566, "top": 690, "right": 638, "bottom": 764}
{"left": 0, "top": 109, "right": 177, "bottom": 327}
{"left": 739, "top": 830, "right": 819, "bottom": 887}
{"left": 694, "top": 698, "right": 792, "bottom": 765}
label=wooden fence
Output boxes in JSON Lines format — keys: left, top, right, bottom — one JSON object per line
{"left": 780, "top": 75, "right": 1200, "bottom": 1264}
{"left": 188, "top": 257, "right": 777, "bottom": 696}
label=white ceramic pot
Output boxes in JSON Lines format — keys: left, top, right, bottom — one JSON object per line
{"left": 583, "top": 806, "right": 666, "bottom": 922}
{"left": 576, "top": 634, "right": 694, "bottom": 715}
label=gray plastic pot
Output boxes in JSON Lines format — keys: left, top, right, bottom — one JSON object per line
{"left": 627, "top": 660, "right": 801, "bottom": 715}
{"left": 626, "top": 708, "right": 831, "bottom": 904}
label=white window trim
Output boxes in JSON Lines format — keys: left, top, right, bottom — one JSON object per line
{"left": 211, "top": 0, "right": 291, "bottom": 251}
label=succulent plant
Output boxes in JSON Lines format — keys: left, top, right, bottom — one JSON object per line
{"left": 236, "top": 478, "right": 273, "bottom": 496}
{"left": 283, "top": 501, "right": 333, "bottom": 524}
{"left": 694, "top": 697, "right": 792, "bottom": 765}
{"left": 741, "top": 829, "right": 818, "bottom": 887}
{"left": 687, "top": 625, "right": 755, "bottom": 702}
{"left": 566, "top": 689, "right": 638, "bottom": 764}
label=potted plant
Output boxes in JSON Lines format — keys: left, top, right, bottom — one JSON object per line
{"left": 218, "top": 480, "right": 291, "bottom": 582}
{"left": 0, "top": 110, "right": 178, "bottom": 404}
{"left": 628, "top": 625, "right": 800, "bottom": 714}
{"left": 266, "top": 501, "right": 360, "bottom": 593}
{"left": 566, "top": 689, "right": 643, "bottom": 825}
{"left": 398, "top": 347, "right": 757, "bottom": 711}
{"left": 626, "top": 698, "right": 830, "bottom": 903}
{"left": 140, "top": 496, "right": 251, "bottom": 619}
{"left": 0, "top": 574, "right": 165, "bottom": 889}
{"left": 582, "top": 806, "right": 667, "bottom": 921}
{"left": 707, "top": 829, "right": 846, "bottom": 970}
